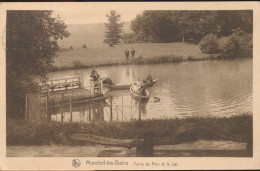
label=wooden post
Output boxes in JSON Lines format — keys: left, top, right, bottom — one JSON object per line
{"left": 88, "top": 102, "right": 91, "bottom": 122}
{"left": 246, "top": 140, "right": 253, "bottom": 156}
{"left": 116, "top": 106, "right": 118, "bottom": 121}
{"left": 61, "top": 104, "right": 63, "bottom": 123}
{"left": 70, "top": 96, "right": 72, "bottom": 122}
{"left": 110, "top": 96, "right": 113, "bottom": 121}
{"left": 130, "top": 96, "right": 132, "bottom": 119}
{"left": 136, "top": 131, "right": 154, "bottom": 157}
{"left": 122, "top": 96, "right": 123, "bottom": 121}
{"left": 90, "top": 80, "right": 94, "bottom": 95}
{"left": 100, "top": 78, "right": 103, "bottom": 94}
{"left": 79, "top": 75, "right": 84, "bottom": 88}
{"left": 61, "top": 94, "right": 63, "bottom": 123}
{"left": 138, "top": 100, "right": 142, "bottom": 121}
{"left": 143, "top": 131, "right": 154, "bottom": 156}
{"left": 37, "top": 93, "right": 41, "bottom": 121}
{"left": 25, "top": 94, "right": 28, "bottom": 121}
{"left": 47, "top": 86, "right": 50, "bottom": 121}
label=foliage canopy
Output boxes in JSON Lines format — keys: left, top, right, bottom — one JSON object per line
{"left": 6, "top": 10, "right": 70, "bottom": 118}
{"left": 130, "top": 10, "right": 252, "bottom": 43}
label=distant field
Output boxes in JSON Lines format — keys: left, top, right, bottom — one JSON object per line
{"left": 58, "top": 22, "right": 131, "bottom": 49}
{"left": 54, "top": 42, "right": 209, "bottom": 67}
{"left": 55, "top": 23, "right": 209, "bottom": 67}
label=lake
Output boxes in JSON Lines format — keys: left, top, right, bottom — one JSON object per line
{"left": 48, "top": 58, "right": 252, "bottom": 122}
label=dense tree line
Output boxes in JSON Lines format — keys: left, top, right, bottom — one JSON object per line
{"left": 6, "top": 11, "right": 70, "bottom": 118}
{"left": 130, "top": 10, "right": 252, "bottom": 43}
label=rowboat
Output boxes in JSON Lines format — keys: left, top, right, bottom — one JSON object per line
{"left": 130, "top": 81, "right": 150, "bottom": 99}
{"left": 103, "top": 84, "right": 130, "bottom": 90}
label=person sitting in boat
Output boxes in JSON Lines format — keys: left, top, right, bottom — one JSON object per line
{"left": 139, "top": 85, "right": 147, "bottom": 96}
{"left": 133, "top": 79, "right": 147, "bottom": 95}
{"left": 144, "top": 73, "right": 153, "bottom": 84}
{"left": 103, "top": 77, "right": 113, "bottom": 85}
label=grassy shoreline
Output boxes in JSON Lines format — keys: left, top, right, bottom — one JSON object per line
{"left": 50, "top": 42, "right": 252, "bottom": 72}
{"left": 50, "top": 53, "right": 251, "bottom": 72}
{"left": 7, "top": 113, "right": 252, "bottom": 146}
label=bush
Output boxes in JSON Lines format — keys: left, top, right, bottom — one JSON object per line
{"left": 70, "top": 46, "right": 73, "bottom": 50}
{"left": 232, "top": 29, "right": 252, "bottom": 57}
{"left": 218, "top": 28, "right": 252, "bottom": 58}
{"left": 83, "top": 44, "right": 87, "bottom": 48}
{"left": 199, "top": 33, "right": 220, "bottom": 54}
{"left": 218, "top": 36, "right": 239, "bottom": 58}
{"left": 73, "top": 60, "right": 85, "bottom": 68}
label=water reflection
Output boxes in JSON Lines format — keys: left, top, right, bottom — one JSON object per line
{"left": 51, "top": 100, "right": 109, "bottom": 123}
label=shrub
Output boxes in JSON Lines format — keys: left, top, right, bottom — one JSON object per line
{"left": 218, "top": 36, "right": 239, "bottom": 58}
{"left": 199, "top": 34, "right": 220, "bottom": 54}
{"left": 83, "top": 44, "right": 87, "bottom": 48}
{"left": 232, "top": 29, "right": 252, "bottom": 57}
{"left": 70, "top": 46, "right": 73, "bottom": 50}
{"left": 73, "top": 60, "right": 85, "bottom": 68}
{"left": 218, "top": 28, "right": 252, "bottom": 58}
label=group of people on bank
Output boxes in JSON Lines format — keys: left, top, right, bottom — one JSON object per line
{"left": 125, "top": 48, "right": 135, "bottom": 60}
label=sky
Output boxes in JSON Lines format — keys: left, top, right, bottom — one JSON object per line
{"left": 53, "top": 9, "right": 143, "bottom": 25}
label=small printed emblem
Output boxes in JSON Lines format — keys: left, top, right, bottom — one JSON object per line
{"left": 72, "top": 159, "right": 81, "bottom": 168}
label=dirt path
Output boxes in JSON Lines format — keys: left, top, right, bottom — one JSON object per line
{"left": 7, "top": 140, "right": 247, "bottom": 157}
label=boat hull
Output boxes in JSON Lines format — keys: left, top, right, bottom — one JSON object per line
{"left": 130, "top": 85, "right": 150, "bottom": 99}
{"left": 103, "top": 84, "right": 130, "bottom": 90}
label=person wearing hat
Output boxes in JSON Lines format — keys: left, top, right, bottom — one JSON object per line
{"left": 90, "top": 67, "right": 100, "bottom": 81}
{"left": 144, "top": 73, "right": 153, "bottom": 83}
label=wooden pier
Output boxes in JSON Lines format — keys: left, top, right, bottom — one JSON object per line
{"left": 26, "top": 77, "right": 108, "bottom": 122}
{"left": 26, "top": 76, "right": 145, "bottom": 123}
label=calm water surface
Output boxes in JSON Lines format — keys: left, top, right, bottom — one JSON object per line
{"left": 48, "top": 58, "right": 252, "bottom": 122}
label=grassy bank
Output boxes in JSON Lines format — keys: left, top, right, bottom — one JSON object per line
{"left": 50, "top": 54, "right": 223, "bottom": 72}
{"left": 51, "top": 42, "right": 219, "bottom": 71}
{"left": 7, "top": 113, "right": 252, "bottom": 146}
{"left": 50, "top": 42, "right": 252, "bottom": 72}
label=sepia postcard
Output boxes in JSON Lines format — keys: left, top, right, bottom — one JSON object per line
{"left": 0, "top": 1, "right": 260, "bottom": 170}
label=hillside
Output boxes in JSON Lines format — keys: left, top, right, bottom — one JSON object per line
{"left": 58, "top": 22, "right": 132, "bottom": 49}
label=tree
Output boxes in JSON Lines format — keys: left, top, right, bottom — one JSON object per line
{"left": 214, "top": 10, "right": 252, "bottom": 37}
{"left": 6, "top": 10, "right": 70, "bottom": 118}
{"left": 104, "top": 10, "right": 124, "bottom": 47}
{"left": 131, "top": 11, "right": 181, "bottom": 43}
{"left": 130, "top": 10, "right": 252, "bottom": 44}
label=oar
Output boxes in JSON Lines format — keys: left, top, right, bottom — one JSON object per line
{"left": 152, "top": 96, "right": 160, "bottom": 102}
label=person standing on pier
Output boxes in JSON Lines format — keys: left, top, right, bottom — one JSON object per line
{"left": 90, "top": 68, "right": 100, "bottom": 82}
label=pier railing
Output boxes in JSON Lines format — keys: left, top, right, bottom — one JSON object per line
{"left": 38, "top": 76, "right": 84, "bottom": 93}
